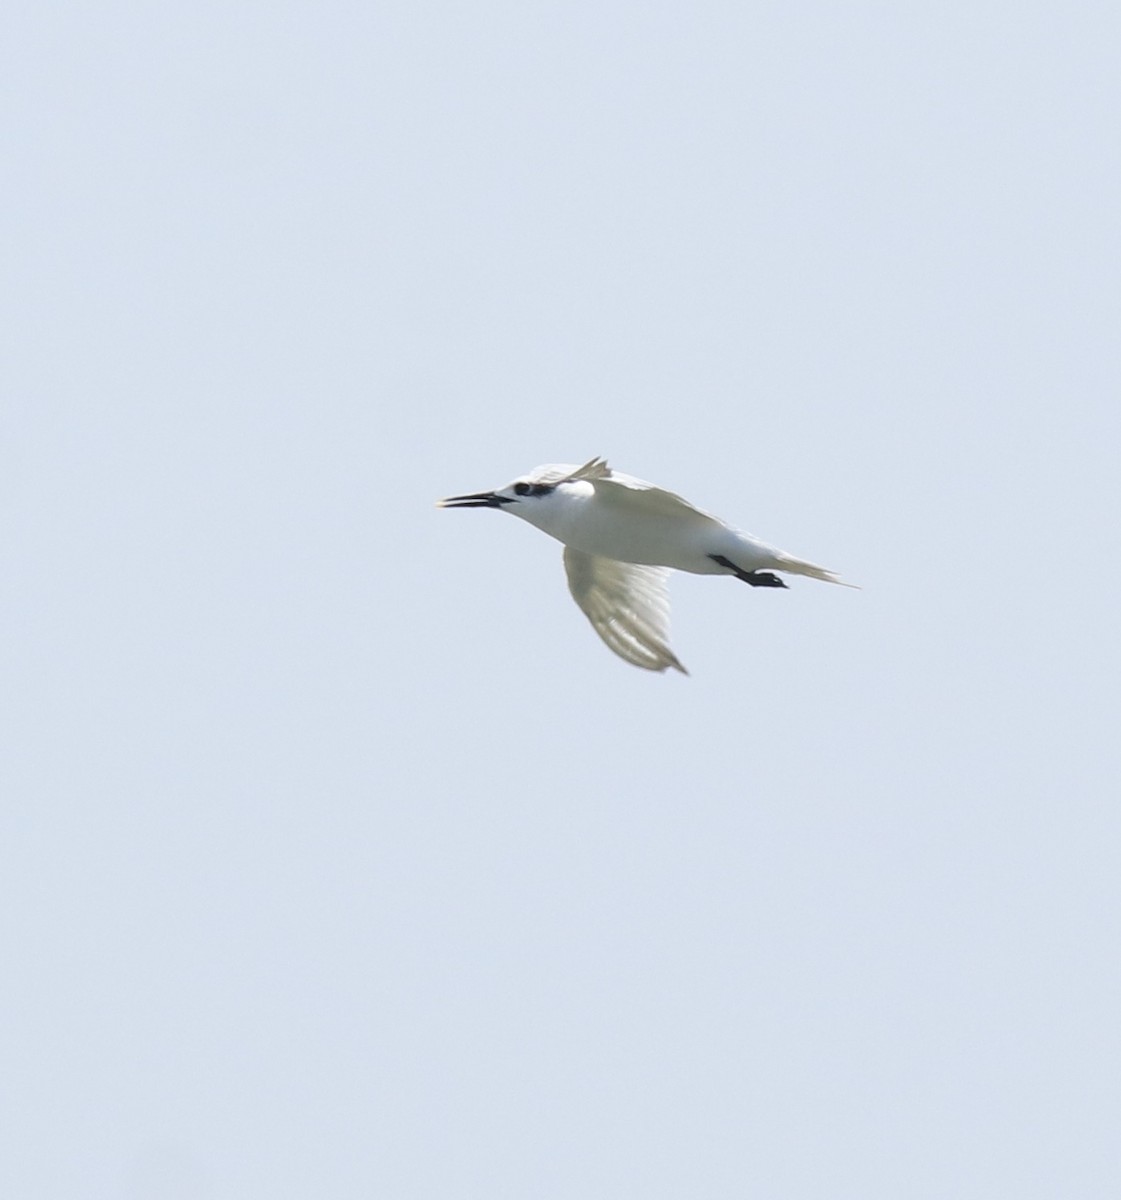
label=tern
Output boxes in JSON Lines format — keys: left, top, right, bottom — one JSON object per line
{"left": 439, "top": 457, "right": 854, "bottom": 674}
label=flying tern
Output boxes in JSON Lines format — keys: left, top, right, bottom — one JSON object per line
{"left": 439, "top": 456, "right": 854, "bottom": 674}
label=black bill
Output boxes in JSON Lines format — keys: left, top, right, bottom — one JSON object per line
{"left": 438, "top": 490, "right": 513, "bottom": 509}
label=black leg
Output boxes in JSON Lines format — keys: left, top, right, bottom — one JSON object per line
{"left": 709, "top": 554, "right": 788, "bottom": 588}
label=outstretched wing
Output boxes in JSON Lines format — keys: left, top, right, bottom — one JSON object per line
{"left": 563, "top": 547, "right": 687, "bottom": 674}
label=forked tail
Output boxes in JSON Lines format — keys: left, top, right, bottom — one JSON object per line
{"left": 775, "top": 553, "right": 860, "bottom": 589}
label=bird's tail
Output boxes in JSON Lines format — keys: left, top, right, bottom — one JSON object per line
{"left": 775, "top": 553, "right": 860, "bottom": 589}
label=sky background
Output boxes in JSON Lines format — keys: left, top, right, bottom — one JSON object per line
{"left": 3, "top": 2, "right": 1120, "bottom": 1196}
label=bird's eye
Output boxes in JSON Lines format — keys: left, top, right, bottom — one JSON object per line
{"left": 513, "top": 482, "right": 531, "bottom": 496}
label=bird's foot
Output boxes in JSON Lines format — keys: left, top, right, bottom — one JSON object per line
{"left": 709, "top": 555, "right": 789, "bottom": 588}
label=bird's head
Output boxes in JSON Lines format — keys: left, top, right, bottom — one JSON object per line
{"left": 437, "top": 474, "right": 558, "bottom": 511}
{"left": 439, "top": 460, "right": 606, "bottom": 534}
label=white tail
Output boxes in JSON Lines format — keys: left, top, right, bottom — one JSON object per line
{"left": 776, "top": 554, "right": 860, "bottom": 589}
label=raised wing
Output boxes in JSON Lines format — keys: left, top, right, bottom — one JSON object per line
{"left": 563, "top": 547, "right": 687, "bottom": 674}
{"left": 585, "top": 463, "right": 723, "bottom": 527}
{"left": 549, "top": 459, "right": 718, "bottom": 527}
{"left": 565, "top": 456, "right": 613, "bottom": 483}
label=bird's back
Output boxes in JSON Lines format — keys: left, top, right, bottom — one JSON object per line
{"left": 556, "top": 475, "right": 728, "bottom": 570}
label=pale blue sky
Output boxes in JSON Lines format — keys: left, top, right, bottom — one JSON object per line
{"left": 3, "top": 2, "right": 1119, "bottom": 1196}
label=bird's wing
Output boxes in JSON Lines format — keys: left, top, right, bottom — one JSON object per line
{"left": 575, "top": 461, "right": 721, "bottom": 525}
{"left": 559, "top": 458, "right": 716, "bottom": 522}
{"left": 563, "top": 547, "right": 687, "bottom": 674}
{"left": 565, "top": 456, "right": 613, "bottom": 483}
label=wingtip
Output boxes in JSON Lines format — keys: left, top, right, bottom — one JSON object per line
{"left": 570, "top": 456, "right": 612, "bottom": 482}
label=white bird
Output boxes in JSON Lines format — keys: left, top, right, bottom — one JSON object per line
{"left": 439, "top": 457, "right": 855, "bottom": 674}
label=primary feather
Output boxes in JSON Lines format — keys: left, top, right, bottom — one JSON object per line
{"left": 563, "top": 547, "right": 687, "bottom": 674}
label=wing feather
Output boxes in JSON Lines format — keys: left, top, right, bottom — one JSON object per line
{"left": 563, "top": 547, "right": 687, "bottom": 674}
